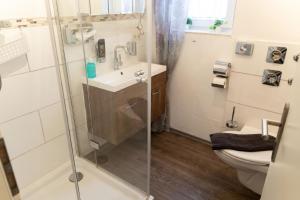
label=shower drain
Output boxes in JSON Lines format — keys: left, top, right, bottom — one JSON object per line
{"left": 69, "top": 172, "right": 84, "bottom": 183}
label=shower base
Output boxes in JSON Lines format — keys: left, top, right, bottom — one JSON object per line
{"left": 17, "top": 158, "right": 150, "bottom": 200}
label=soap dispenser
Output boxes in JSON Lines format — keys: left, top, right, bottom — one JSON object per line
{"left": 96, "top": 39, "right": 106, "bottom": 63}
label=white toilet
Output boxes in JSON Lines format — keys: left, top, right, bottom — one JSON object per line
{"left": 214, "top": 125, "right": 277, "bottom": 195}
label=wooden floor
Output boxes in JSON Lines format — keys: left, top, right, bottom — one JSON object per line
{"left": 151, "top": 132, "right": 261, "bottom": 200}
{"left": 86, "top": 131, "right": 261, "bottom": 200}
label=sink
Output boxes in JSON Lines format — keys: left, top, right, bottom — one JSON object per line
{"left": 84, "top": 62, "right": 167, "bottom": 92}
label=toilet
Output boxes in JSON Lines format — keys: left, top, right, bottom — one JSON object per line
{"left": 214, "top": 125, "right": 277, "bottom": 195}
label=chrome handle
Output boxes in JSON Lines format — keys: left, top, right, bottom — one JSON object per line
{"left": 152, "top": 91, "right": 160, "bottom": 96}
{"left": 261, "top": 103, "right": 290, "bottom": 162}
{"left": 261, "top": 119, "right": 281, "bottom": 140}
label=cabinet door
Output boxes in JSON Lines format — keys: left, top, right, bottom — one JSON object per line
{"left": 151, "top": 72, "right": 166, "bottom": 122}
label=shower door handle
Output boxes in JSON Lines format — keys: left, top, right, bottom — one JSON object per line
{"left": 261, "top": 103, "right": 290, "bottom": 162}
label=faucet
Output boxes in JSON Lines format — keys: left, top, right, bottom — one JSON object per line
{"left": 114, "top": 45, "right": 127, "bottom": 70}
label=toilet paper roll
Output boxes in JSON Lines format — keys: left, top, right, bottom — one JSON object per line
{"left": 211, "top": 76, "right": 227, "bottom": 88}
{"left": 213, "top": 61, "right": 231, "bottom": 77}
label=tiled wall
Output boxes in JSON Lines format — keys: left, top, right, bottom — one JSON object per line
{"left": 169, "top": 0, "right": 300, "bottom": 141}
{"left": 0, "top": 1, "right": 70, "bottom": 190}
{"left": 0, "top": 0, "right": 146, "bottom": 190}
{"left": 0, "top": 27, "right": 69, "bottom": 189}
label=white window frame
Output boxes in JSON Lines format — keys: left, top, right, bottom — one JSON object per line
{"left": 186, "top": 0, "right": 237, "bottom": 35}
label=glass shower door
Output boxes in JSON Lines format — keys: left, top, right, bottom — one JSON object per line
{"left": 80, "top": 0, "right": 151, "bottom": 194}
{"left": 54, "top": 0, "right": 152, "bottom": 198}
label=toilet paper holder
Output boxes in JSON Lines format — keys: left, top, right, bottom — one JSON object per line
{"left": 213, "top": 61, "right": 231, "bottom": 77}
{"left": 211, "top": 61, "right": 231, "bottom": 89}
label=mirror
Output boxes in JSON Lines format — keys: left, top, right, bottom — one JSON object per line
{"left": 133, "top": 0, "right": 146, "bottom": 13}
{"left": 109, "top": 0, "right": 133, "bottom": 14}
{"left": 90, "top": 0, "right": 109, "bottom": 15}
{"left": 91, "top": 0, "right": 145, "bottom": 15}
{"left": 108, "top": 0, "right": 145, "bottom": 14}
{"left": 57, "top": 0, "right": 145, "bottom": 17}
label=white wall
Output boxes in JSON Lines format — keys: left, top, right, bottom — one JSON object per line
{"left": 169, "top": 0, "right": 300, "bottom": 141}
{"left": 0, "top": 2, "right": 69, "bottom": 190}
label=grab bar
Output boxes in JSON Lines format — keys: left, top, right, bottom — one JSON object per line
{"left": 261, "top": 103, "right": 290, "bottom": 162}
{"left": 261, "top": 119, "right": 281, "bottom": 140}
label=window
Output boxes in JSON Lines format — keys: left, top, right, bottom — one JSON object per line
{"left": 187, "top": 0, "right": 236, "bottom": 34}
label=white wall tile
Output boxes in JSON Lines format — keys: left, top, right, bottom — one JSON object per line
{"left": 0, "top": 112, "right": 44, "bottom": 159}
{"left": 224, "top": 102, "right": 281, "bottom": 134}
{"left": 0, "top": 67, "right": 60, "bottom": 123}
{"left": 0, "top": 29, "right": 29, "bottom": 76}
{"left": 22, "top": 26, "right": 55, "bottom": 71}
{"left": 169, "top": 34, "right": 233, "bottom": 140}
{"left": 71, "top": 95, "right": 87, "bottom": 127}
{"left": 11, "top": 135, "right": 69, "bottom": 189}
{"left": 64, "top": 41, "right": 96, "bottom": 63}
{"left": 232, "top": 40, "right": 299, "bottom": 80}
{"left": 227, "top": 72, "right": 292, "bottom": 113}
{"left": 76, "top": 123, "right": 93, "bottom": 156}
{"left": 0, "top": 0, "right": 47, "bottom": 20}
{"left": 39, "top": 103, "right": 66, "bottom": 141}
{"left": 66, "top": 60, "right": 85, "bottom": 97}
{"left": 1, "top": 55, "right": 29, "bottom": 77}
{"left": 170, "top": 106, "right": 223, "bottom": 141}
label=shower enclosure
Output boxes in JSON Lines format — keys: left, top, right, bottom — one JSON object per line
{"left": 53, "top": 0, "right": 151, "bottom": 194}
{"left": 0, "top": 0, "right": 152, "bottom": 199}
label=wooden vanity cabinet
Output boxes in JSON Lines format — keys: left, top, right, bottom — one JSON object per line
{"left": 151, "top": 72, "right": 167, "bottom": 122}
{"left": 83, "top": 71, "right": 167, "bottom": 145}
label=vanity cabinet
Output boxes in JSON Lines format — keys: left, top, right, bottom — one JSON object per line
{"left": 151, "top": 72, "right": 167, "bottom": 122}
{"left": 83, "top": 71, "right": 166, "bottom": 145}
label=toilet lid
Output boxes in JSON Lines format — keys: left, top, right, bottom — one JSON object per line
{"left": 222, "top": 126, "right": 275, "bottom": 165}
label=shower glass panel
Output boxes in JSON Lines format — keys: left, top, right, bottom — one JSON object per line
{"left": 54, "top": 0, "right": 151, "bottom": 198}
{"left": 0, "top": 0, "right": 79, "bottom": 199}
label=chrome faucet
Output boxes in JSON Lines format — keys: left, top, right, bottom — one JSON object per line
{"left": 114, "top": 45, "right": 127, "bottom": 70}
{"left": 134, "top": 70, "right": 145, "bottom": 77}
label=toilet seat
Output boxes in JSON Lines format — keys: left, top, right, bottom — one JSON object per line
{"left": 222, "top": 149, "right": 271, "bottom": 166}
{"left": 214, "top": 125, "right": 275, "bottom": 194}
{"left": 221, "top": 126, "right": 275, "bottom": 166}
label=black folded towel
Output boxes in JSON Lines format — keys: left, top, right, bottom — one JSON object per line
{"left": 210, "top": 133, "right": 276, "bottom": 152}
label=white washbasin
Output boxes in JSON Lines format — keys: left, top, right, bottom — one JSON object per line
{"left": 83, "top": 63, "right": 166, "bottom": 92}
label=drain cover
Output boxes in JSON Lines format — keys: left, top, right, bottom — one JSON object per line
{"left": 69, "top": 172, "right": 84, "bottom": 183}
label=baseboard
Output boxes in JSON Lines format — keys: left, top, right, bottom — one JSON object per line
{"left": 169, "top": 128, "right": 212, "bottom": 146}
